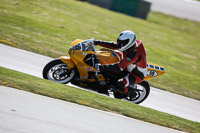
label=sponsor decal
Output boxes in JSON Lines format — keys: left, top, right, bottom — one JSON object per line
{"left": 83, "top": 53, "right": 87, "bottom": 55}
{"left": 147, "top": 70, "right": 158, "bottom": 77}
{"left": 84, "top": 67, "right": 93, "bottom": 71}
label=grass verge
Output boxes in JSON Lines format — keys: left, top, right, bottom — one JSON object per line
{"left": 0, "top": 0, "right": 200, "bottom": 100}
{"left": 0, "top": 67, "right": 200, "bottom": 133}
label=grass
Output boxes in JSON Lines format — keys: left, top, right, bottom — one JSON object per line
{"left": 0, "top": 0, "right": 200, "bottom": 100}
{"left": 0, "top": 67, "right": 200, "bottom": 133}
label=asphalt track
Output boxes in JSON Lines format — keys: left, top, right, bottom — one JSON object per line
{"left": 146, "top": 0, "right": 200, "bottom": 22}
{"left": 0, "top": 44, "right": 200, "bottom": 123}
{"left": 0, "top": 86, "right": 182, "bottom": 133}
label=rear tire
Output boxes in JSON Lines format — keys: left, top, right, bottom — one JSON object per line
{"left": 113, "top": 81, "right": 150, "bottom": 104}
{"left": 43, "top": 59, "right": 75, "bottom": 84}
{"left": 125, "top": 81, "right": 150, "bottom": 104}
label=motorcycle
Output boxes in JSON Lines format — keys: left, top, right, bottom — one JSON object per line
{"left": 43, "top": 39, "right": 165, "bottom": 104}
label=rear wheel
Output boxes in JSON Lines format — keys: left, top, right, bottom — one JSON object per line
{"left": 113, "top": 81, "right": 150, "bottom": 104}
{"left": 125, "top": 81, "right": 150, "bottom": 104}
{"left": 43, "top": 59, "right": 75, "bottom": 84}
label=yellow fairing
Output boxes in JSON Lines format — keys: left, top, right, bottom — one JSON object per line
{"left": 70, "top": 39, "right": 83, "bottom": 47}
{"left": 68, "top": 39, "right": 120, "bottom": 81}
{"left": 144, "top": 62, "right": 165, "bottom": 80}
{"left": 70, "top": 40, "right": 120, "bottom": 65}
{"left": 96, "top": 50, "right": 120, "bottom": 65}
{"left": 60, "top": 56, "right": 75, "bottom": 69}
{"left": 69, "top": 49, "right": 105, "bottom": 82}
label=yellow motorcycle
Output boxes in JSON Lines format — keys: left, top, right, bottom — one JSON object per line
{"left": 43, "top": 39, "right": 164, "bottom": 104}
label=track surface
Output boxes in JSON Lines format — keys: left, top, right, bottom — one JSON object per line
{"left": 0, "top": 86, "right": 182, "bottom": 133}
{"left": 146, "top": 0, "right": 200, "bottom": 22}
{"left": 0, "top": 44, "right": 200, "bottom": 123}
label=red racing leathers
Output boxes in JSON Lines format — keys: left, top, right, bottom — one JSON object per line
{"left": 94, "top": 40, "right": 147, "bottom": 93}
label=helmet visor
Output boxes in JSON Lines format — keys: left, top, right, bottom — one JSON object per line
{"left": 117, "top": 39, "right": 129, "bottom": 48}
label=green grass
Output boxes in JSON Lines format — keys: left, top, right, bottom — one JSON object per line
{"left": 0, "top": 0, "right": 200, "bottom": 100}
{"left": 0, "top": 67, "right": 200, "bottom": 133}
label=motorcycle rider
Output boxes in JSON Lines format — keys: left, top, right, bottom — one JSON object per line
{"left": 94, "top": 30, "right": 147, "bottom": 96}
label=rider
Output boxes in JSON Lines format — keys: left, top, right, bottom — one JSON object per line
{"left": 94, "top": 30, "right": 147, "bottom": 95}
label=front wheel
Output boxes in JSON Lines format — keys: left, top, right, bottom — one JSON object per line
{"left": 43, "top": 59, "right": 75, "bottom": 84}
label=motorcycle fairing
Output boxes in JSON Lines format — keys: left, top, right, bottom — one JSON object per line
{"left": 96, "top": 50, "right": 120, "bottom": 65}
{"left": 60, "top": 56, "right": 75, "bottom": 69}
{"left": 144, "top": 63, "right": 165, "bottom": 80}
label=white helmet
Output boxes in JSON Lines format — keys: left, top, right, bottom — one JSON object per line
{"left": 117, "top": 30, "right": 136, "bottom": 51}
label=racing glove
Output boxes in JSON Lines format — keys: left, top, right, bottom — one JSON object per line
{"left": 93, "top": 40, "right": 100, "bottom": 45}
{"left": 94, "top": 40, "right": 118, "bottom": 47}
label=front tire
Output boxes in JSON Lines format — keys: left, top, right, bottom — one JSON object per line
{"left": 43, "top": 59, "right": 75, "bottom": 84}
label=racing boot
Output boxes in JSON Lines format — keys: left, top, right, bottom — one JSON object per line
{"left": 113, "top": 81, "right": 128, "bottom": 99}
